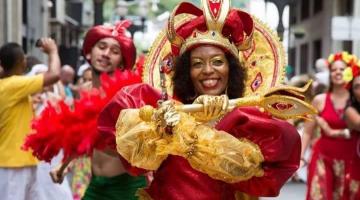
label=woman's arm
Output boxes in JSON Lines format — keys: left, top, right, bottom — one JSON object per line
{"left": 315, "top": 116, "right": 350, "bottom": 138}
{"left": 345, "top": 106, "right": 360, "bottom": 131}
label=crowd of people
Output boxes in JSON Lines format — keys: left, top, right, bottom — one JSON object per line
{"left": 0, "top": 0, "right": 360, "bottom": 200}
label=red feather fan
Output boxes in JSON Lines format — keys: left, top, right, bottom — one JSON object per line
{"left": 22, "top": 60, "right": 144, "bottom": 162}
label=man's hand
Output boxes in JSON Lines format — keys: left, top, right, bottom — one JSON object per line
{"left": 37, "top": 38, "right": 58, "bottom": 55}
{"left": 49, "top": 162, "right": 70, "bottom": 184}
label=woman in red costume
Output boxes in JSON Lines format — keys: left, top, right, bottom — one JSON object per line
{"left": 301, "top": 52, "right": 359, "bottom": 200}
{"left": 97, "top": 0, "right": 316, "bottom": 199}
{"left": 339, "top": 57, "right": 360, "bottom": 200}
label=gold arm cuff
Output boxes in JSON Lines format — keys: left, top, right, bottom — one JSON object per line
{"left": 115, "top": 109, "right": 168, "bottom": 170}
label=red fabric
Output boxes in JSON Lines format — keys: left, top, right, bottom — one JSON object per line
{"left": 306, "top": 93, "right": 360, "bottom": 200}
{"left": 169, "top": 2, "right": 253, "bottom": 56}
{"left": 97, "top": 83, "right": 162, "bottom": 175}
{"left": 216, "top": 107, "right": 301, "bottom": 197}
{"left": 82, "top": 20, "right": 136, "bottom": 70}
{"left": 22, "top": 67, "right": 142, "bottom": 162}
{"left": 98, "top": 84, "right": 301, "bottom": 199}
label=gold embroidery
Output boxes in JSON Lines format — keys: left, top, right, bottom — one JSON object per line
{"left": 350, "top": 180, "right": 360, "bottom": 200}
{"left": 332, "top": 160, "right": 345, "bottom": 200}
{"left": 234, "top": 191, "right": 258, "bottom": 200}
{"left": 310, "top": 159, "right": 326, "bottom": 200}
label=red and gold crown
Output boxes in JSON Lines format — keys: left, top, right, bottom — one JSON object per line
{"left": 143, "top": 0, "right": 286, "bottom": 97}
{"left": 166, "top": 0, "right": 254, "bottom": 58}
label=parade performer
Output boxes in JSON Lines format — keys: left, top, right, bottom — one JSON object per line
{"left": 23, "top": 20, "right": 146, "bottom": 200}
{"left": 97, "top": 0, "right": 316, "bottom": 199}
{"left": 343, "top": 59, "right": 360, "bottom": 200}
{"left": 301, "top": 52, "right": 360, "bottom": 200}
{"left": 303, "top": 52, "right": 360, "bottom": 200}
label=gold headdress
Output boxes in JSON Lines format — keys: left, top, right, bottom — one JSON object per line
{"left": 143, "top": 0, "right": 286, "bottom": 97}
{"left": 166, "top": 0, "right": 253, "bottom": 58}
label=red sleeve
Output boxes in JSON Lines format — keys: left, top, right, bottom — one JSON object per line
{"left": 97, "top": 83, "right": 162, "bottom": 175}
{"left": 216, "top": 107, "right": 301, "bottom": 197}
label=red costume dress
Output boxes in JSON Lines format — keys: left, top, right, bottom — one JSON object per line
{"left": 98, "top": 83, "right": 301, "bottom": 200}
{"left": 306, "top": 93, "right": 360, "bottom": 200}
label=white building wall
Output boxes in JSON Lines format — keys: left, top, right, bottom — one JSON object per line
{"left": 5, "top": 0, "right": 22, "bottom": 43}
{"left": 26, "top": 0, "right": 49, "bottom": 60}
{"left": 353, "top": 0, "right": 360, "bottom": 57}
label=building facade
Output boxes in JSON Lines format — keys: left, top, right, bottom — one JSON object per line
{"left": 288, "top": 0, "right": 360, "bottom": 76}
{"left": 0, "top": 0, "right": 90, "bottom": 68}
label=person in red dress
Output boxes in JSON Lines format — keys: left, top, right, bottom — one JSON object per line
{"left": 301, "top": 52, "right": 360, "bottom": 200}
{"left": 95, "top": 1, "right": 318, "bottom": 199}
{"left": 341, "top": 57, "right": 360, "bottom": 200}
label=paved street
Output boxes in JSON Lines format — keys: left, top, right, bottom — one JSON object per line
{"left": 260, "top": 182, "right": 306, "bottom": 200}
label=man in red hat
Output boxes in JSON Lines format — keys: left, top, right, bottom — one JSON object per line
{"left": 51, "top": 21, "right": 146, "bottom": 200}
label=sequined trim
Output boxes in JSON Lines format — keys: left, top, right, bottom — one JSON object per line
{"left": 350, "top": 180, "right": 360, "bottom": 200}
{"left": 310, "top": 159, "right": 326, "bottom": 200}
{"left": 332, "top": 159, "right": 345, "bottom": 200}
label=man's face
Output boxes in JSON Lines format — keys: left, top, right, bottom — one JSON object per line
{"left": 86, "top": 38, "right": 122, "bottom": 73}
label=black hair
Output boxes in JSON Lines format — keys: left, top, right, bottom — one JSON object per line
{"left": 172, "top": 50, "right": 246, "bottom": 104}
{"left": 0, "top": 43, "right": 24, "bottom": 73}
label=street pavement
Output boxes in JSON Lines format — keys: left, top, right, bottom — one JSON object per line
{"left": 260, "top": 182, "right": 306, "bottom": 200}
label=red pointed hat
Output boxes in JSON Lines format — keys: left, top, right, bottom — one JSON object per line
{"left": 82, "top": 20, "right": 136, "bottom": 69}
{"left": 167, "top": 0, "right": 254, "bottom": 58}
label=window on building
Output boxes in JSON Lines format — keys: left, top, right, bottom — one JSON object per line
{"left": 313, "top": 0, "right": 323, "bottom": 14}
{"left": 290, "top": 3, "right": 297, "bottom": 25}
{"left": 50, "top": 0, "right": 56, "bottom": 18}
{"left": 301, "top": 0, "right": 310, "bottom": 20}
{"left": 343, "top": 41, "right": 353, "bottom": 53}
{"left": 312, "top": 39, "right": 322, "bottom": 70}
{"left": 22, "top": 0, "right": 27, "bottom": 53}
{"left": 288, "top": 47, "right": 296, "bottom": 78}
{"left": 289, "top": 47, "right": 296, "bottom": 69}
{"left": 338, "top": 0, "right": 353, "bottom": 15}
{"left": 300, "top": 43, "right": 309, "bottom": 74}
{"left": 22, "top": 0, "right": 27, "bottom": 24}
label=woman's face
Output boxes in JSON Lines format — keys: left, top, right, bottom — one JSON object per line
{"left": 330, "top": 60, "right": 346, "bottom": 86}
{"left": 190, "top": 45, "right": 229, "bottom": 96}
{"left": 352, "top": 76, "right": 360, "bottom": 102}
{"left": 82, "top": 69, "right": 93, "bottom": 83}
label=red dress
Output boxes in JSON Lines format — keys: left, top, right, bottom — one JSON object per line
{"left": 98, "top": 84, "right": 301, "bottom": 200}
{"left": 306, "top": 93, "right": 360, "bottom": 200}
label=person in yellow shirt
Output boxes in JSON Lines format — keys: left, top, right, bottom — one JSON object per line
{"left": 0, "top": 38, "right": 61, "bottom": 200}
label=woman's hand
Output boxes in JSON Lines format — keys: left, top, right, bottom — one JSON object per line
{"left": 192, "top": 95, "right": 229, "bottom": 122}
{"left": 327, "top": 129, "right": 351, "bottom": 139}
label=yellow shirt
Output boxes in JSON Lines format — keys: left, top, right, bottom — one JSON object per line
{"left": 0, "top": 75, "right": 43, "bottom": 167}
